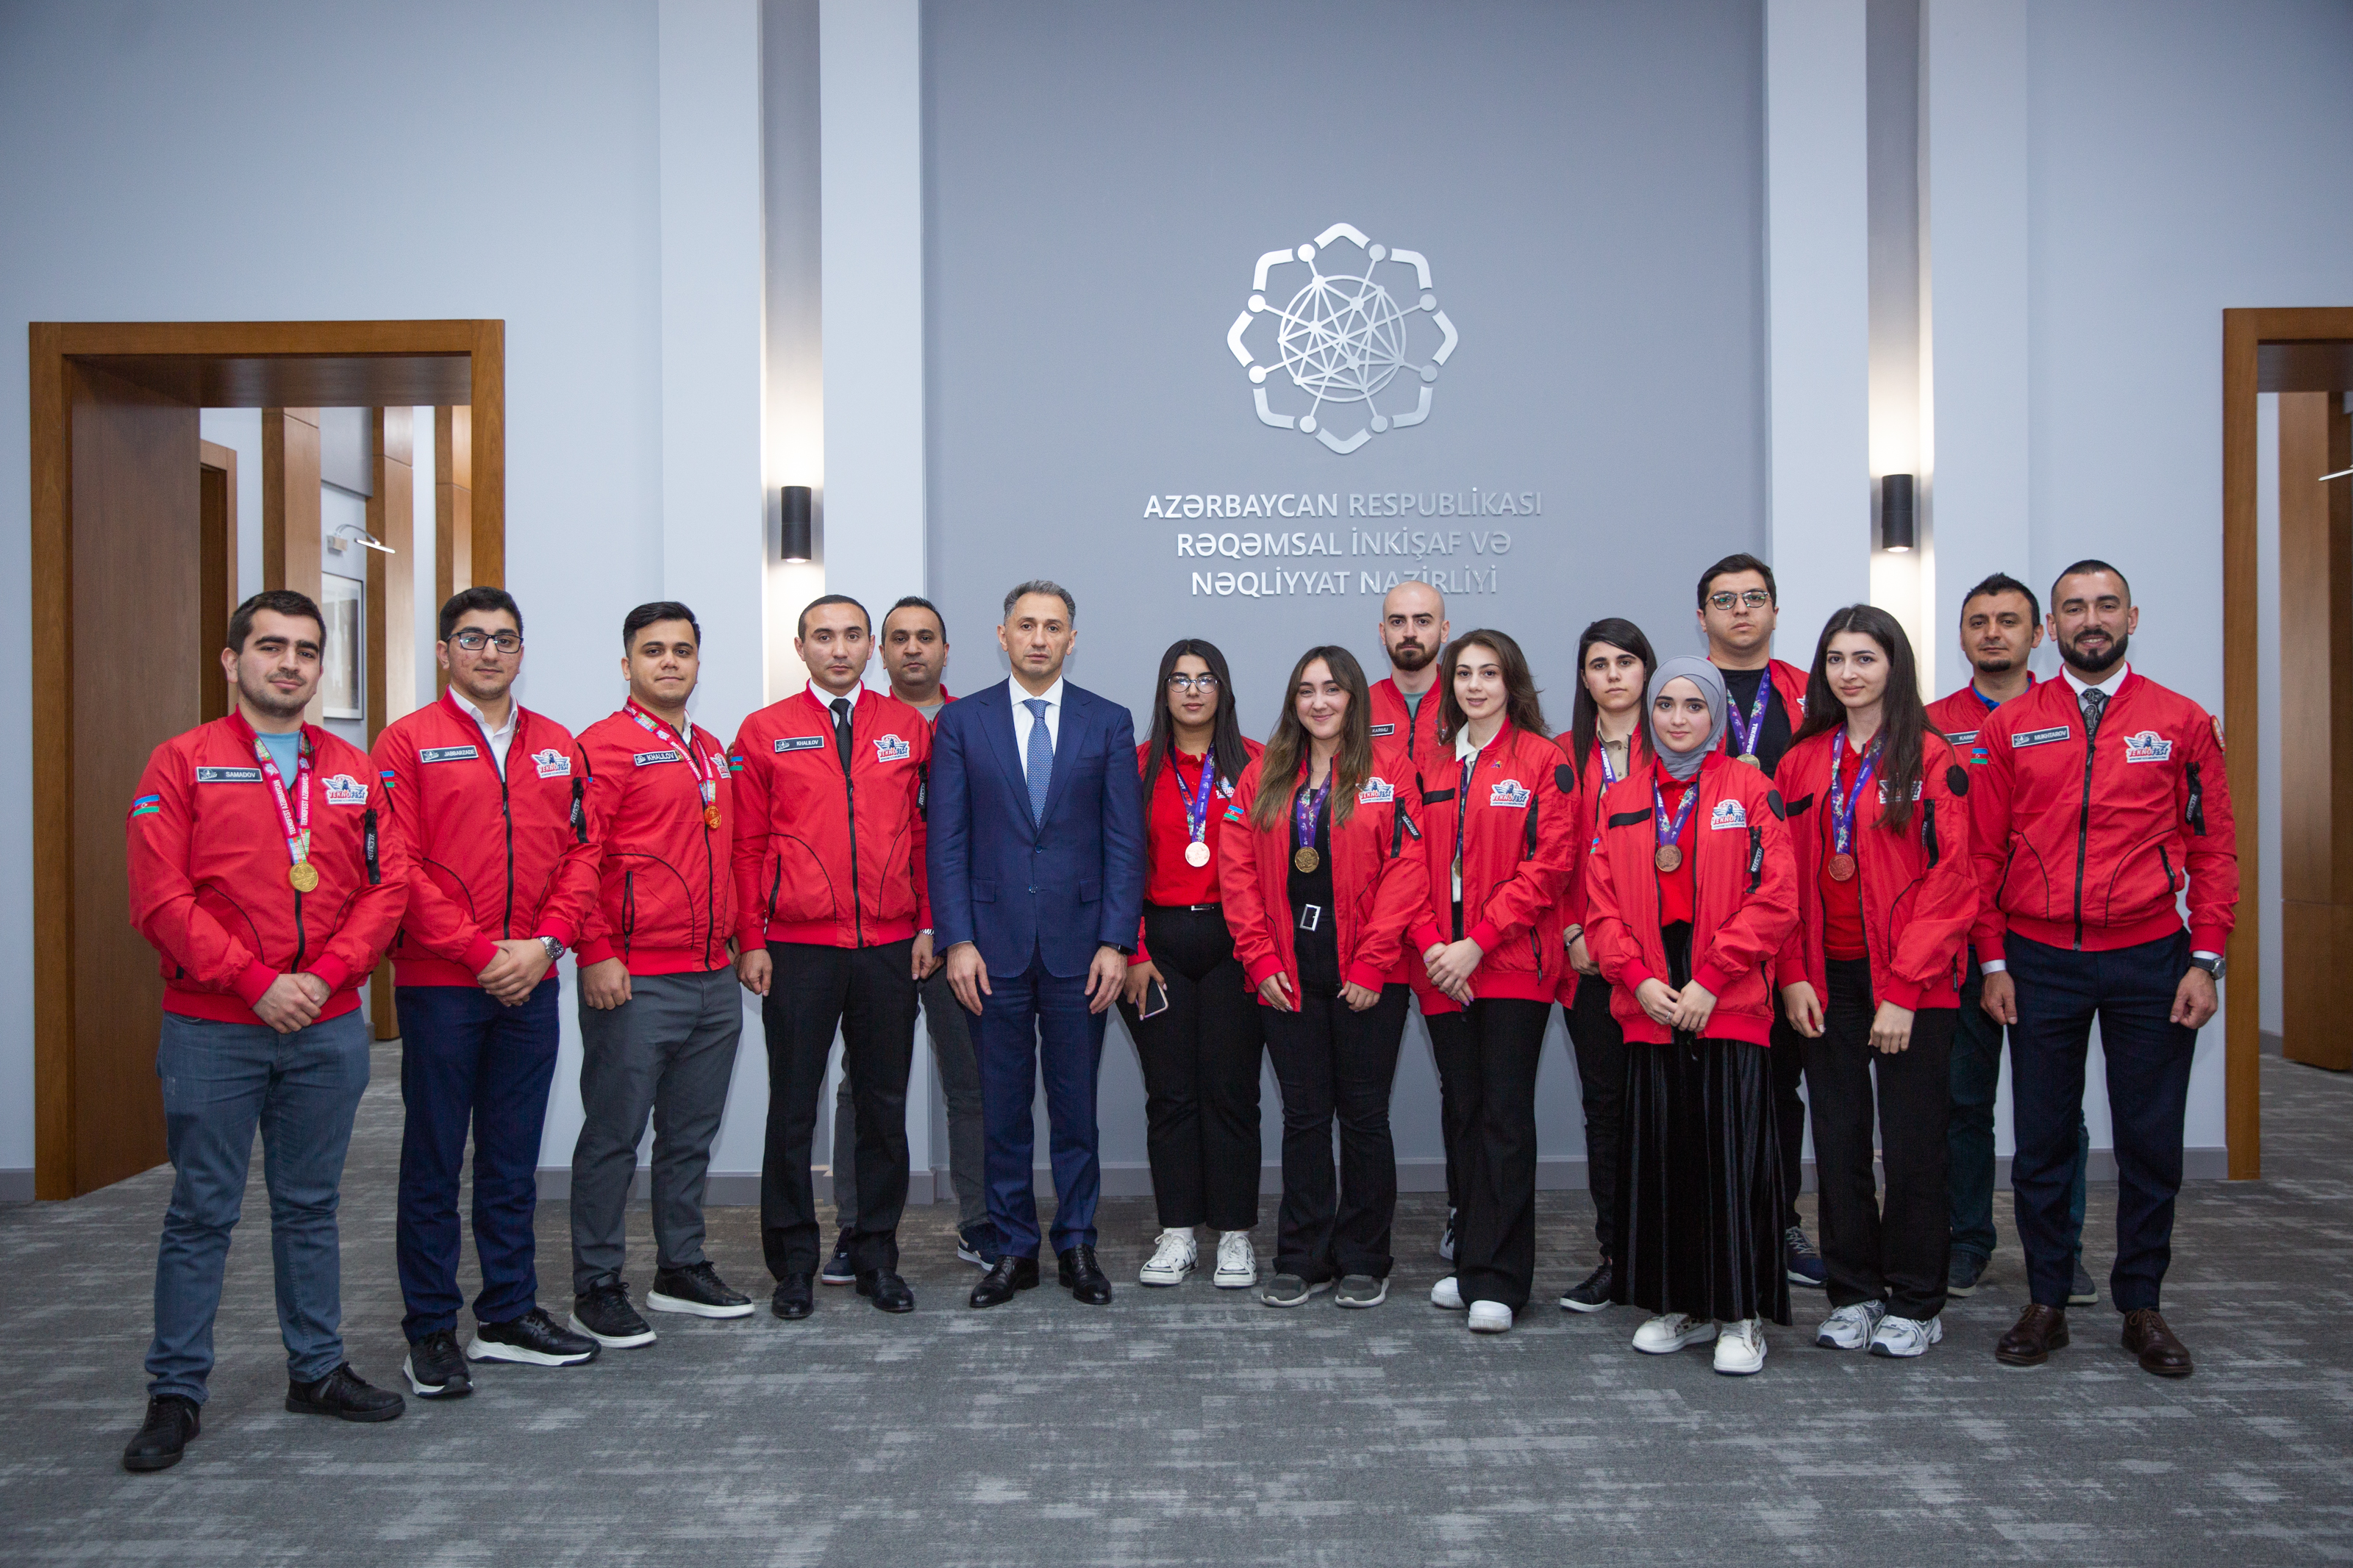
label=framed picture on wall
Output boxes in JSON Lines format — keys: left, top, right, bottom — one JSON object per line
{"left": 320, "top": 573, "right": 364, "bottom": 720}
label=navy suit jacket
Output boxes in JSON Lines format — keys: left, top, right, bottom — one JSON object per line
{"left": 928, "top": 678, "right": 1145, "bottom": 980}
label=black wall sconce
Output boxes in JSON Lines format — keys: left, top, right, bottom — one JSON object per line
{"left": 1879, "top": 473, "right": 1915, "bottom": 554}
{"left": 780, "top": 485, "right": 813, "bottom": 562}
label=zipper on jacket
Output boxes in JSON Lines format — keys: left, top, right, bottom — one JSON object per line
{"left": 622, "top": 870, "right": 635, "bottom": 959}
{"left": 2072, "top": 723, "right": 2096, "bottom": 951}
{"left": 500, "top": 773, "right": 515, "bottom": 938}
{"left": 840, "top": 729, "right": 865, "bottom": 947}
{"left": 292, "top": 891, "right": 307, "bottom": 970}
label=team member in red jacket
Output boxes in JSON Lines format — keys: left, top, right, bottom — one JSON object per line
{"left": 121, "top": 592, "right": 412, "bottom": 1471}
{"left": 1696, "top": 551, "right": 1821, "bottom": 1290}
{"left": 732, "top": 594, "right": 932, "bottom": 1320}
{"left": 1974, "top": 562, "right": 2238, "bottom": 1378}
{"left": 374, "top": 587, "right": 601, "bottom": 1400}
{"left": 566, "top": 601, "right": 752, "bottom": 1349}
{"left": 1220, "top": 645, "right": 1427, "bottom": 1310}
{"left": 1552, "top": 617, "right": 1655, "bottom": 1313}
{"left": 1585, "top": 656, "right": 1799, "bottom": 1376}
{"left": 1413, "top": 631, "right": 1579, "bottom": 1333}
{"left": 1775, "top": 607, "right": 1975, "bottom": 1360}
{"left": 1118, "top": 639, "right": 1265, "bottom": 1291}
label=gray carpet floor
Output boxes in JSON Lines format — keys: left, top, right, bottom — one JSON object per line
{"left": 4, "top": 1045, "right": 2351, "bottom": 1565}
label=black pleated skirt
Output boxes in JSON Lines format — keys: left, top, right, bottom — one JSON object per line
{"left": 1610, "top": 923, "right": 1790, "bottom": 1326}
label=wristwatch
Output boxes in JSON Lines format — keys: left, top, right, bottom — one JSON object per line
{"left": 540, "top": 936, "right": 568, "bottom": 963}
{"left": 2188, "top": 953, "right": 2225, "bottom": 981}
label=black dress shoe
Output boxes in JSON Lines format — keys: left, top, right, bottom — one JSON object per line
{"left": 858, "top": 1269, "right": 916, "bottom": 1314}
{"left": 968, "top": 1254, "right": 1041, "bottom": 1309}
{"left": 1994, "top": 1303, "right": 2070, "bottom": 1367}
{"left": 122, "top": 1395, "right": 199, "bottom": 1472}
{"left": 285, "top": 1364, "right": 404, "bottom": 1422}
{"left": 2122, "top": 1309, "right": 2194, "bottom": 1378}
{"left": 772, "top": 1273, "right": 815, "bottom": 1320}
{"left": 1057, "top": 1245, "right": 1113, "bottom": 1306}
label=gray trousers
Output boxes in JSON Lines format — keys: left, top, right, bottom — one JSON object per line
{"left": 571, "top": 967, "right": 743, "bottom": 1295}
{"left": 834, "top": 967, "right": 987, "bottom": 1234}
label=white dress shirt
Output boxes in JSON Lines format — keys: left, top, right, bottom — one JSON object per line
{"left": 2060, "top": 661, "right": 2129, "bottom": 703}
{"left": 1009, "top": 676, "right": 1066, "bottom": 760}
{"left": 454, "top": 691, "right": 518, "bottom": 778}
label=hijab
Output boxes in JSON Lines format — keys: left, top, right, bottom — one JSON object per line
{"left": 1645, "top": 656, "right": 1727, "bottom": 781}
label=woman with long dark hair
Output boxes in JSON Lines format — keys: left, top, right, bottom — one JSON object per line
{"left": 1584, "top": 657, "right": 1799, "bottom": 1374}
{"left": 1416, "top": 631, "right": 1579, "bottom": 1333}
{"left": 1120, "top": 640, "right": 1265, "bottom": 1290}
{"left": 1774, "top": 606, "right": 1975, "bottom": 1358}
{"left": 1218, "top": 646, "right": 1426, "bottom": 1309}
{"left": 1552, "top": 618, "right": 1656, "bottom": 1312}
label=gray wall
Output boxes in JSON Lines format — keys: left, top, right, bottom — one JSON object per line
{"left": 921, "top": 0, "right": 1769, "bottom": 1184}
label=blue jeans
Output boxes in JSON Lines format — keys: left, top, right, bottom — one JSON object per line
{"left": 147, "top": 1008, "right": 371, "bottom": 1404}
{"left": 974, "top": 954, "right": 1105, "bottom": 1259}
{"left": 395, "top": 979, "right": 561, "bottom": 1340}
{"left": 1949, "top": 956, "right": 2087, "bottom": 1264}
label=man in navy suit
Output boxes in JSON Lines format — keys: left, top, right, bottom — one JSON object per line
{"left": 929, "top": 580, "right": 1146, "bottom": 1308}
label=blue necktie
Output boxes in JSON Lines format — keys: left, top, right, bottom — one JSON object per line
{"left": 1024, "top": 698, "right": 1053, "bottom": 823}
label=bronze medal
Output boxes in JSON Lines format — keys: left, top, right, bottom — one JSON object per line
{"left": 1653, "top": 845, "right": 1682, "bottom": 873}
{"left": 1827, "top": 852, "right": 1857, "bottom": 882}
{"left": 288, "top": 862, "right": 320, "bottom": 893}
{"left": 704, "top": 804, "right": 722, "bottom": 831}
{"left": 1293, "top": 846, "right": 1320, "bottom": 874}
{"left": 1185, "top": 840, "right": 1212, "bottom": 867}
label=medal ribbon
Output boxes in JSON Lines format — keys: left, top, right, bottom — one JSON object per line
{"left": 1652, "top": 776, "right": 1699, "bottom": 856}
{"left": 1726, "top": 676, "right": 1772, "bottom": 758}
{"left": 626, "top": 700, "right": 718, "bottom": 808}
{"left": 253, "top": 732, "right": 313, "bottom": 875}
{"left": 1828, "top": 729, "right": 1883, "bottom": 857}
{"left": 1176, "top": 745, "right": 1217, "bottom": 851}
{"left": 1293, "top": 770, "right": 1330, "bottom": 855}
{"left": 1596, "top": 735, "right": 1622, "bottom": 787}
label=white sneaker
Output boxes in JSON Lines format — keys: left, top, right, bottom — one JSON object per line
{"left": 1714, "top": 1318, "right": 1767, "bottom": 1375}
{"left": 1631, "top": 1311, "right": 1713, "bottom": 1354}
{"left": 1138, "top": 1228, "right": 1196, "bottom": 1286}
{"left": 1430, "top": 1275, "right": 1465, "bottom": 1311}
{"left": 1437, "top": 1208, "right": 1457, "bottom": 1263}
{"left": 1814, "top": 1300, "right": 1888, "bottom": 1350}
{"left": 1868, "top": 1313, "right": 1944, "bottom": 1358}
{"left": 1467, "top": 1300, "right": 1513, "bottom": 1333}
{"left": 1213, "top": 1230, "right": 1257, "bottom": 1289}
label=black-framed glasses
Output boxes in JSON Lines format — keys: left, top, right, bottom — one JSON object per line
{"left": 1166, "top": 673, "right": 1220, "bottom": 693}
{"left": 1707, "top": 590, "right": 1772, "bottom": 612}
{"left": 451, "top": 630, "right": 523, "bottom": 652}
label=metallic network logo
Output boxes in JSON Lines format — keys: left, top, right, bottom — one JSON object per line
{"left": 1227, "top": 222, "right": 1459, "bottom": 454}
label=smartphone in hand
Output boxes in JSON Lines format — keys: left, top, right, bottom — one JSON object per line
{"left": 1138, "top": 978, "right": 1171, "bottom": 1019}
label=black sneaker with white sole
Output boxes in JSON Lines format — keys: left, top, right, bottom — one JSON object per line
{"left": 469, "top": 1305, "right": 599, "bottom": 1367}
{"left": 2069, "top": 1256, "right": 2099, "bottom": 1306}
{"left": 820, "top": 1234, "right": 857, "bottom": 1285}
{"left": 403, "top": 1330, "right": 472, "bottom": 1398}
{"left": 571, "top": 1281, "right": 657, "bottom": 1347}
{"left": 1438, "top": 1208, "right": 1457, "bottom": 1264}
{"left": 648, "top": 1261, "right": 754, "bottom": 1318}
{"left": 955, "top": 1222, "right": 999, "bottom": 1267}
{"left": 1558, "top": 1260, "right": 1613, "bottom": 1314}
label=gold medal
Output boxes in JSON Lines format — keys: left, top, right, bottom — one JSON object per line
{"left": 288, "top": 862, "right": 320, "bottom": 892}
{"left": 1653, "top": 845, "right": 1682, "bottom": 873}
{"left": 704, "top": 804, "right": 722, "bottom": 830}
{"left": 1738, "top": 753, "right": 1763, "bottom": 768}
{"left": 1185, "top": 840, "right": 1212, "bottom": 867}
{"left": 1827, "top": 853, "right": 1857, "bottom": 882}
{"left": 1293, "top": 847, "right": 1320, "bottom": 873}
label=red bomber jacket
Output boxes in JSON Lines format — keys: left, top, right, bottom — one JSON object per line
{"left": 1368, "top": 677, "right": 1448, "bottom": 998}
{"left": 1405, "top": 723, "right": 1580, "bottom": 1009}
{"left": 574, "top": 706, "right": 738, "bottom": 975}
{"left": 729, "top": 685, "right": 932, "bottom": 951}
{"left": 127, "top": 712, "right": 410, "bottom": 1024}
{"left": 1583, "top": 751, "right": 1799, "bottom": 1047}
{"left": 1555, "top": 731, "right": 1652, "bottom": 989}
{"left": 1969, "top": 667, "right": 2238, "bottom": 960}
{"left": 1772, "top": 728, "right": 1976, "bottom": 1012}
{"left": 1217, "top": 747, "right": 1428, "bottom": 1002}
{"left": 372, "top": 692, "right": 599, "bottom": 987}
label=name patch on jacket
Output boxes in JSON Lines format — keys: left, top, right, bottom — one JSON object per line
{"left": 420, "top": 745, "right": 479, "bottom": 765}
{"left": 1710, "top": 798, "right": 1749, "bottom": 830}
{"left": 1944, "top": 728, "right": 1979, "bottom": 746}
{"left": 195, "top": 767, "right": 263, "bottom": 783}
{"left": 321, "top": 773, "right": 368, "bottom": 806}
{"left": 2012, "top": 726, "right": 2071, "bottom": 749}
{"left": 1357, "top": 776, "right": 1396, "bottom": 805}
{"left": 2123, "top": 730, "right": 2174, "bottom": 764}
{"left": 1369, "top": 723, "right": 1396, "bottom": 737}
{"left": 873, "top": 734, "right": 911, "bottom": 763}
{"left": 532, "top": 748, "right": 572, "bottom": 779}
{"left": 634, "top": 749, "right": 683, "bottom": 767}
{"left": 774, "top": 735, "right": 825, "bottom": 753}
{"left": 1878, "top": 779, "right": 1924, "bottom": 803}
{"left": 1488, "top": 779, "right": 1531, "bottom": 809}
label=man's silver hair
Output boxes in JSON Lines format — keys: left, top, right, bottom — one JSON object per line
{"left": 1002, "top": 579, "right": 1076, "bottom": 622}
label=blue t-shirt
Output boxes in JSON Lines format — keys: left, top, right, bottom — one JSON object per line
{"left": 255, "top": 728, "right": 302, "bottom": 780}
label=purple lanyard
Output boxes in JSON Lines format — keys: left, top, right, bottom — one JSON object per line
{"left": 1727, "top": 677, "right": 1772, "bottom": 758}
{"left": 1293, "top": 773, "right": 1330, "bottom": 851}
{"left": 1828, "top": 731, "right": 1883, "bottom": 855}
{"left": 1175, "top": 745, "right": 1217, "bottom": 846}
{"left": 1652, "top": 776, "right": 1699, "bottom": 851}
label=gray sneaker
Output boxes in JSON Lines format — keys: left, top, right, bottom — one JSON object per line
{"left": 2069, "top": 1257, "right": 2099, "bottom": 1306}
{"left": 1260, "top": 1272, "right": 1330, "bottom": 1308}
{"left": 1333, "top": 1274, "right": 1389, "bottom": 1309}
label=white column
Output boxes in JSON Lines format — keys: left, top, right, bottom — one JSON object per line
{"left": 1920, "top": 0, "right": 2031, "bottom": 649}
{"left": 1765, "top": 0, "right": 1873, "bottom": 651}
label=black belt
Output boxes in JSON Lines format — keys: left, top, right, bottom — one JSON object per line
{"left": 1146, "top": 901, "right": 1224, "bottom": 915}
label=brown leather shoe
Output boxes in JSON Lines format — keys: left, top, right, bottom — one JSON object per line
{"left": 2121, "top": 1309, "right": 2194, "bottom": 1378}
{"left": 1995, "top": 1303, "right": 2070, "bottom": 1366}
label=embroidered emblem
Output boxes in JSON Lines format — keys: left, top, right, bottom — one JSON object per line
{"left": 321, "top": 773, "right": 368, "bottom": 806}
{"left": 2122, "top": 730, "right": 2174, "bottom": 764}
{"left": 1488, "top": 778, "right": 1531, "bottom": 809}
{"left": 532, "top": 748, "right": 572, "bottom": 779}
{"left": 1223, "top": 803, "right": 1247, "bottom": 824}
{"left": 874, "top": 733, "right": 912, "bottom": 764}
{"left": 129, "top": 793, "right": 162, "bottom": 820}
{"left": 1710, "top": 798, "right": 1748, "bottom": 830}
{"left": 1357, "top": 776, "right": 1396, "bottom": 805}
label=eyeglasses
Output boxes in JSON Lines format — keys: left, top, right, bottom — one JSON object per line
{"left": 1166, "top": 674, "right": 1221, "bottom": 693}
{"left": 451, "top": 631, "right": 523, "bottom": 652}
{"left": 1707, "top": 590, "right": 1773, "bottom": 612}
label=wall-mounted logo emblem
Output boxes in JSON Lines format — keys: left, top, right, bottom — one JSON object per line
{"left": 1227, "top": 223, "right": 1458, "bottom": 454}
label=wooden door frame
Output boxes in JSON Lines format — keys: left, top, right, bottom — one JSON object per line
{"left": 2221, "top": 307, "right": 2353, "bottom": 1180}
{"left": 26, "top": 319, "right": 504, "bottom": 1200}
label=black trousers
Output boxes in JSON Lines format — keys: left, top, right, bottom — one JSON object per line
{"left": 1424, "top": 1008, "right": 1474, "bottom": 1214}
{"left": 1767, "top": 1012, "right": 1808, "bottom": 1231}
{"left": 1801, "top": 959, "right": 1956, "bottom": 1320}
{"left": 1451, "top": 997, "right": 1554, "bottom": 1311}
{"left": 759, "top": 939, "right": 918, "bottom": 1279}
{"left": 1261, "top": 983, "right": 1410, "bottom": 1281}
{"left": 1115, "top": 904, "right": 1265, "bottom": 1232}
{"left": 1563, "top": 973, "right": 1627, "bottom": 1259}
